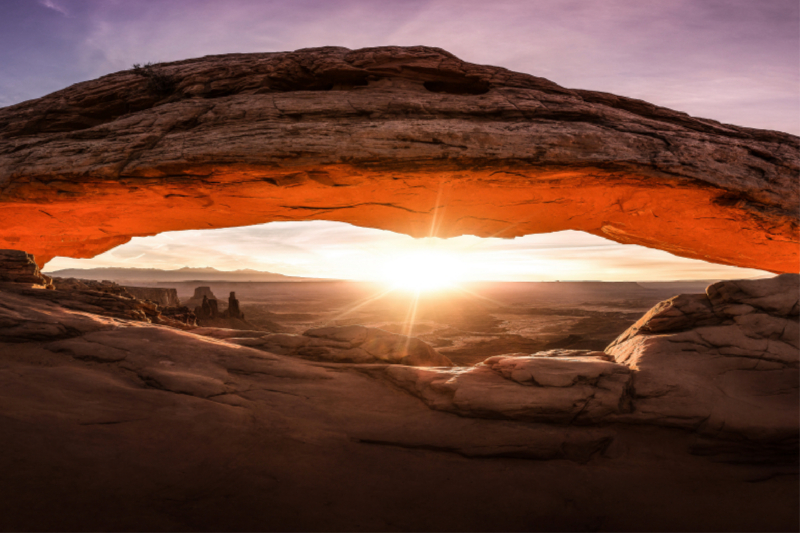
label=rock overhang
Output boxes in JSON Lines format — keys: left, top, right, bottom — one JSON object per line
{"left": 0, "top": 45, "right": 797, "bottom": 271}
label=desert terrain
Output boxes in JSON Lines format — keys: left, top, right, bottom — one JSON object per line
{"left": 1, "top": 258, "right": 797, "bottom": 531}
{"left": 1, "top": 43, "right": 797, "bottom": 532}
{"left": 140, "top": 279, "right": 711, "bottom": 366}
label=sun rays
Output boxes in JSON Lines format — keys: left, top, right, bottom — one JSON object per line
{"left": 381, "top": 249, "right": 465, "bottom": 292}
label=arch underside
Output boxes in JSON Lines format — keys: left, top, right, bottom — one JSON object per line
{"left": 2, "top": 163, "right": 795, "bottom": 272}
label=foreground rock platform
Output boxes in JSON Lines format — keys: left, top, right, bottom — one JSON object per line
{"left": 0, "top": 46, "right": 797, "bottom": 272}
{"left": 0, "top": 272, "right": 797, "bottom": 531}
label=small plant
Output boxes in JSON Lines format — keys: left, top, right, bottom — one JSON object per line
{"left": 132, "top": 62, "right": 177, "bottom": 96}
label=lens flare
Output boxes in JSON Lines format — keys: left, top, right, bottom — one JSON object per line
{"left": 381, "top": 250, "right": 464, "bottom": 291}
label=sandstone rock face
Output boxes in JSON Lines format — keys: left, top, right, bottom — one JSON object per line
{"left": 123, "top": 286, "right": 180, "bottom": 307}
{"left": 226, "top": 291, "right": 243, "bottom": 319}
{"left": 183, "top": 286, "right": 218, "bottom": 310}
{"left": 606, "top": 274, "right": 799, "bottom": 443}
{"left": 0, "top": 249, "right": 52, "bottom": 287}
{"left": 7, "top": 276, "right": 198, "bottom": 329}
{"left": 224, "top": 324, "right": 454, "bottom": 366}
{"left": 195, "top": 295, "right": 220, "bottom": 320}
{"left": 386, "top": 351, "right": 631, "bottom": 423}
{"left": 0, "top": 47, "right": 796, "bottom": 271}
{"left": 0, "top": 279, "right": 797, "bottom": 531}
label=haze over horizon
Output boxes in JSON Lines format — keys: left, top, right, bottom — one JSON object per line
{"left": 7, "top": 0, "right": 796, "bottom": 281}
{"left": 43, "top": 223, "right": 772, "bottom": 282}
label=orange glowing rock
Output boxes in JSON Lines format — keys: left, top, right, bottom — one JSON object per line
{"left": 0, "top": 46, "right": 797, "bottom": 271}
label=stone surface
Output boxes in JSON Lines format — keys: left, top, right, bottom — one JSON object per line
{"left": 0, "top": 46, "right": 797, "bottom": 271}
{"left": 385, "top": 352, "right": 631, "bottom": 423}
{"left": 0, "top": 280, "right": 797, "bottom": 531}
{"left": 8, "top": 276, "right": 198, "bottom": 329}
{"left": 233, "top": 324, "right": 454, "bottom": 366}
{"left": 188, "top": 288, "right": 257, "bottom": 330}
{"left": 0, "top": 249, "right": 52, "bottom": 287}
{"left": 606, "top": 274, "right": 799, "bottom": 443}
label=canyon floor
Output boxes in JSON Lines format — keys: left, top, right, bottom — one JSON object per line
{"left": 1, "top": 276, "right": 798, "bottom": 532}
{"left": 160, "top": 280, "right": 711, "bottom": 365}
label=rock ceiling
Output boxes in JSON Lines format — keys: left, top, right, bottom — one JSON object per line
{"left": 0, "top": 46, "right": 797, "bottom": 270}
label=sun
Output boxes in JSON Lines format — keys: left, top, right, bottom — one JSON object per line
{"left": 382, "top": 250, "right": 464, "bottom": 292}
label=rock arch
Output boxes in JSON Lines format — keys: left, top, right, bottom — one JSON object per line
{"left": 0, "top": 46, "right": 797, "bottom": 271}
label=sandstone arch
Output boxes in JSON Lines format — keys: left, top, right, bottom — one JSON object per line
{"left": 0, "top": 46, "right": 797, "bottom": 271}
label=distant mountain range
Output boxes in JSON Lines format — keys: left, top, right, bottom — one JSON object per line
{"left": 45, "top": 266, "right": 323, "bottom": 283}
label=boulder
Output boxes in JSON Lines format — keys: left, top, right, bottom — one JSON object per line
{"left": 606, "top": 274, "right": 799, "bottom": 442}
{"left": 385, "top": 352, "right": 631, "bottom": 423}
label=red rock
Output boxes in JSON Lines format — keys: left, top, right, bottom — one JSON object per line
{"left": 0, "top": 46, "right": 796, "bottom": 272}
{"left": 0, "top": 249, "right": 52, "bottom": 287}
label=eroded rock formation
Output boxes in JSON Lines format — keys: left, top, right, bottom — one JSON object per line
{"left": 184, "top": 286, "right": 218, "bottom": 310}
{"left": 0, "top": 272, "right": 197, "bottom": 330}
{"left": 606, "top": 274, "right": 799, "bottom": 442}
{"left": 0, "top": 268, "right": 797, "bottom": 530}
{"left": 196, "top": 295, "right": 220, "bottom": 320}
{"left": 382, "top": 275, "right": 798, "bottom": 449}
{"left": 227, "top": 291, "right": 243, "bottom": 319}
{"left": 123, "top": 286, "right": 180, "bottom": 307}
{"left": 0, "top": 249, "right": 52, "bottom": 288}
{"left": 0, "top": 46, "right": 797, "bottom": 272}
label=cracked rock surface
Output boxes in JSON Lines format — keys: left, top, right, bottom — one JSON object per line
{"left": 0, "top": 275, "right": 798, "bottom": 531}
{"left": 607, "top": 274, "right": 799, "bottom": 443}
{"left": 0, "top": 46, "right": 797, "bottom": 271}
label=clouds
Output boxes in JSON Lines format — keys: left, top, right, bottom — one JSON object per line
{"left": 44, "top": 222, "right": 770, "bottom": 282}
{"left": 38, "top": 0, "right": 70, "bottom": 17}
{"left": 1, "top": 0, "right": 797, "bottom": 132}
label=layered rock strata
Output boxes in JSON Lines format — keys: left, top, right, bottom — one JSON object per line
{"left": 606, "top": 274, "right": 799, "bottom": 444}
{"left": 4, "top": 275, "right": 198, "bottom": 329}
{"left": 383, "top": 275, "right": 798, "bottom": 451}
{"left": 183, "top": 286, "right": 218, "bottom": 310}
{"left": 0, "top": 47, "right": 797, "bottom": 272}
{"left": 123, "top": 286, "right": 180, "bottom": 307}
{"left": 0, "top": 249, "right": 52, "bottom": 288}
{"left": 0, "top": 273, "right": 797, "bottom": 530}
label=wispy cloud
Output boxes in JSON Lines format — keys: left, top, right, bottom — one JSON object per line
{"left": 3, "top": 0, "right": 797, "bottom": 132}
{"left": 38, "top": 0, "right": 69, "bottom": 17}
{"left": 43, "top": 222, "right": 771, "bottom": 282}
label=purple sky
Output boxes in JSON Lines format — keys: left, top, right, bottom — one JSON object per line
{"left": 3, "top": 0, "right": 796, "bottom": 280}
{"left": 3, "top": 0, "right": 798, "bottom": 133}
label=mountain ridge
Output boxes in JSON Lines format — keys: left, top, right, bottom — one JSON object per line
{"left": 45, "top": 266, "right": 322, "bottom": 283}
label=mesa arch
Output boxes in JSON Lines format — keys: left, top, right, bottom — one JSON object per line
{"left": 0, "top": 46, "right": 797, "bottom": 271}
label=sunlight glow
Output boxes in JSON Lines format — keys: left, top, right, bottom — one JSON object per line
{"left": 381, "top": 250, "right": 465, "bottom": 292}
{"left": 42, "top": 222, "right": 771, "bottom": 282}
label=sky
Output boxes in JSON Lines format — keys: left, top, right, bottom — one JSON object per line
{"left": 2, "top": 0, "right": 796, "bottom": 281}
